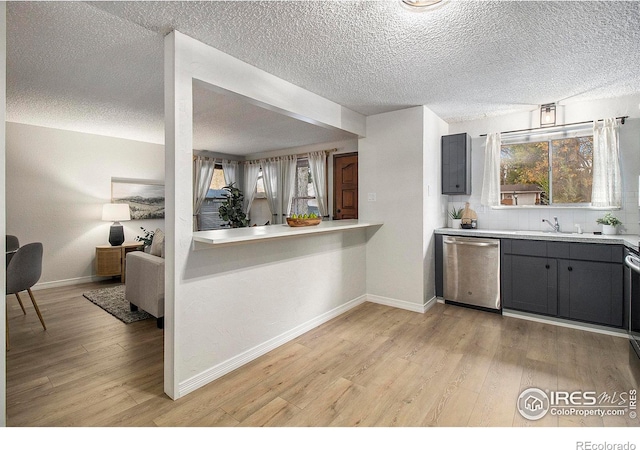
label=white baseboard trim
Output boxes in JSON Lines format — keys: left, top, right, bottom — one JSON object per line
{"left": 366, "top": 294, "right": 437, "bottom": 314}
{"left": 33, "top": 275, "right": 108, "bottom": 291}
{"left": 177, "top": 294, "right": 368, "bottom": 398}
{"left": 502, "top": 309, "right": 629, "bottom": 339}
{"left": 424, "top": 296, "right": 438, "bottom": 312}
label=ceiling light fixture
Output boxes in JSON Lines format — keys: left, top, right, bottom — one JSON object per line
{"left": 401, "top": 0, "right": 446, "bottom": 11}
{"left": 540, "top": 103, "right": 557, "bottom": 127}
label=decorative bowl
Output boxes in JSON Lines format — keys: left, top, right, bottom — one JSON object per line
{"left": 286, "top": 217, "right": 322, "bottom": 227}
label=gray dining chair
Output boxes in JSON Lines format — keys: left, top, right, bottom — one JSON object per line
{"left": 6, "top": 234, "right": 19, "bottom": 265}
{"left": 6, "top": 235, "right": 19, "bottom": 252}
{"left": 6, "top": 235, "right": 27, "bottom": 316}
{"left": 6, "top": 242, "right": 46, "bottom": 350}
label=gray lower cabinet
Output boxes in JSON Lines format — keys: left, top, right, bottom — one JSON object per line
{"left": 502, "top": 254, "right": 558, "bottom": 316}
{"left": 435, "top": 234, "right": 443, "bottom": 297}
{"left": 557, "top": 259, "right": 623, "bottom": 327}
{"left": 501, "top": 238, "right": 624, "bottom": 328}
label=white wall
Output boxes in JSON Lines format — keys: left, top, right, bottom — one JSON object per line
{"left": 360, "top": 106, "right": 448, "bottom": 310}
{"left": 6, "top": 122, "right": 164, "bottom": 286}
{"left": 165, "top": 31, "right": 368, "bottom": 398}
{"left": 448, "top": 94, "right": 640, "bottom": 235}
{"left": 422, "top": 107, "right": 450, "bottom": 301}
{"left": 180, "top": 231, "right": 367, "bottom": 392}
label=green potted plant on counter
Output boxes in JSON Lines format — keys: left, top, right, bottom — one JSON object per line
{"left": 449, "top": 205, "right": 463, "bottom": 229}
{"left": 596, "top": 213, "right": 622, "bottom": 235}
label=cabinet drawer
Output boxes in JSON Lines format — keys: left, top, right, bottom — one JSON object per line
{"left": 510, "top": 239, "right": 547, "bottom": 257}
{"left": 569, "top": 243, "right": 623, "bottom": 263}
{"left": 504, "top": 240, "right": 622, "bottom": 263}
{"left": 547, "top": 242, "right": 570, "bottom": 258}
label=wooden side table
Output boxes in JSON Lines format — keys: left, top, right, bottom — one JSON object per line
{"left": 95, "top": 242, "right": 143, "bottom": 283}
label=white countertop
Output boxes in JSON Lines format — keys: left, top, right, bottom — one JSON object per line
{"left": 193, "top": 219, "right": 383, "bottom": 246}
{"left": 435, "top": 227, "right": 639, "bottom": 251}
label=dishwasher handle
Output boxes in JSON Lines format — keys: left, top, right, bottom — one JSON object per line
{"left": 443, "top": 239, "right": 499, "bottom": 248}
{"left": 625, "top": 254, "right": 640, "bottom": 274}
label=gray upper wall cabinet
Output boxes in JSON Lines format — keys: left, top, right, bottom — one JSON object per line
{"left": 441, "top": 133, "right": 471, "bottom": 195}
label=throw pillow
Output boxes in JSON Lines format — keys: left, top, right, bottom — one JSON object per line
{"left": 150, "top": 228, "right": 165, "bottom": 258}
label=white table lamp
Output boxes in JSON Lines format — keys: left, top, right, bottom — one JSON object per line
{"left": 102, "top": 203, "right": 131, "bottom": 246}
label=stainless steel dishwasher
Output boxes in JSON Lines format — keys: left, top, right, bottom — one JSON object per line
{"left": 442, "top": 236, "right": 501, "bottom": 311}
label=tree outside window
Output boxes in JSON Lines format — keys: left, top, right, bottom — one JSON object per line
{"left": 500, "top": 135, "right": 593, "bottom": 206}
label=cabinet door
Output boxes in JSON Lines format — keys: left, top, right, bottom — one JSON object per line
{"left": 95, "top": 247, "right": 122, "bottom": 277}
{"left": 502, "top": 254, "right": 557, "bottom": 315}
{"left": 558, "top": 260, "right": 623, "bottom": 327}
{"left": 441, "top": 133, "right": 470, "bottom": 195}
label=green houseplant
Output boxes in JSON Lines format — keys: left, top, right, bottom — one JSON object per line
{"left": 449, "top": 205, "right": 463, "bottom": 229}
{"left": 218, "top": 183, "right": 248, "bottom": 228}
{"left": 596, "top": 213, "right": 622, "bottom": 235}
{"left": 135, "top": 227, "right": 155, "bottom": 251}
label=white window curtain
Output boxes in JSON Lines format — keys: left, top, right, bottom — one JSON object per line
{"left": 222, "top": 160, "right": 239, "bottom": 188}
{"left": 308, "top": 151, "right": 329, "bottom": 217}
{"left": 591, "top": 118, "right": 622, "bottom": 208}
{"left": 480, "top": 132, "right": 502, "bottom": 207}
{"left": 261, "top": 159, "right": 278, "bottom": 224}
{"left": 281, "top": 155, "right": 297, "bottom": 222}
{"left": 261, "top": 155, "right": 297, "bottom": 224}
{"left": 193, "top": 156, "right": 216, "bottom": 231}
{"left": 243, "top": 160, "right": 261, "bottom": 215}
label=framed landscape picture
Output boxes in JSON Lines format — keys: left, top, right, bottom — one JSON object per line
{"left": 111, "top": 177, "right": 165, "bottom": 220}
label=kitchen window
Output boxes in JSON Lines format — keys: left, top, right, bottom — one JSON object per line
{"left": 500, "top": 131, "right": 593, "bottom": 206}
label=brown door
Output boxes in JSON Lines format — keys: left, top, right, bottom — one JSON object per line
{"left": 333, "top": 153, "right": 358, "bottom": 219}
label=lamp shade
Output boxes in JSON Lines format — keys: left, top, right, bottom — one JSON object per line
{"left": 102, "top": 203, "right": 131, "bottom": 222}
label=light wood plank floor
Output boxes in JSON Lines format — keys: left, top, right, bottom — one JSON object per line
{"left": 6, "top": 281, "right": 640, "bottom": 427}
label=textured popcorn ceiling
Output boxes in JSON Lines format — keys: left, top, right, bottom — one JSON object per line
{"left": 8, "top": 1, "right": 640, "bottom": 152}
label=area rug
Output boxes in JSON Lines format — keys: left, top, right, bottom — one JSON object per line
{"left": 83, "top": 285, "right": 152, "bottom": 324}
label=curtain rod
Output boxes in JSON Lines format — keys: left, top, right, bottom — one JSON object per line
{"left": 195, "top": 148, "right": 337, "bottom": 164}
{"left": 243, "top": 148, "right": 337, "bottom": 164}
{"left": 479, "top": 116, "right": 628, "bottom": 137}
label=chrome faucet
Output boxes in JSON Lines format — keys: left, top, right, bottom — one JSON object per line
{"left": 542, "top": 216, "right": 560, "bottom": 232}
